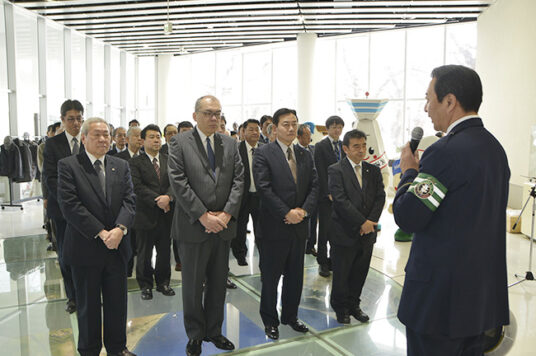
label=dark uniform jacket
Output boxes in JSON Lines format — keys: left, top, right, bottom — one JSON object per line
{"left": 393, "top": 117, "right": 510, "bottom": 338}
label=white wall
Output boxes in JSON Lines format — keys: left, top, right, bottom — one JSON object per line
{"left": 477, "top": 0, "right": 536, "bottom": 204}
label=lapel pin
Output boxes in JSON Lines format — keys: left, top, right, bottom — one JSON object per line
{"left": 112, "top": 167, "right": 116, "bottom": 172}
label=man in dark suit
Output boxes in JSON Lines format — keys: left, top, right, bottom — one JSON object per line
{"left": 314, "top": 115, "right": 345, "bottom": 277}
{"left": 253, "top": 108, "right": 318, "bottom": 340}
{"left": 171, "top": 121, "right": 194, "bottom": 272}
{"left": 328, "top": 129, "right": 385, "bottom": 324}
{"left": 43, "top": 99, "right": 84, "bottom": 314}
{"left": 297, "top": 123, "right": 318, "bottom": 257}
{"left": 115, "top": 126, "right": 142, "bottom": 161}
{"left": 232, "top": 119, "right": 263, "bottom": 266}
{"left": 160, "top": 123, "right": 178, "bottom": 155}
{"left": 168, "top": 95, "right": 244, "bottom": 356}
{"left": 130, "top": 124, "right": 175, "bottom": 300}
{"left": 107, "top": 127, "right": 127, "bottom": 155}
{"left": 259, "top": 115, "right": 272, "bottom": 144}
{"left": 57, "top": 117, "right": 136, "bottom": 356}
{"left": 393, "top": 65, "right": 510, "bottom": 355}
{"left": 115, "top": 126, "right": 142, "bottom": 277}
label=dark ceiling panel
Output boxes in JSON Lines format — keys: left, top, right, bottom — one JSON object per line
{"left": 10, "top": 0, "right": 493, "bottom": 56}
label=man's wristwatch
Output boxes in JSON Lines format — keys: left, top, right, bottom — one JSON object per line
{"left": 116, "top": 224, "right": 128, "bottom": 236}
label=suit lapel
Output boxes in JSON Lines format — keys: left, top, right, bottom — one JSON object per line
{"left": 361, "top": 162, "right": 370, "bottom": 192}
{"left": 78, "top": 153, "right": 107, "bottom": 206}
{"left": 59, "top": 133, "right": 72, "bottom": 157}
{"left": 271, "top": 142, "right": 295, "bottom": 185}
{"left": 159, "top": 154, "right": 167, "bottom": 185}
{"left": 342, "top": 157, "right": 361, "bottom": 192}
{"left": 190, "top": 130, "right": 215, "bottom": 182}
{"left": 214, "top": 134, "right": 224, "bottom": 181}
{"left": 105, "top": 156, "right": 116, "bottom": 207}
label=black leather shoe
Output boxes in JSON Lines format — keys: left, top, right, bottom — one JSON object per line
{"left": 140, "top": 288, "right": 153, "bottom": 300}
{"left": 282, "top": 319, "right": 309, "bottom": 333}
{"left": 350, "top": 307, "right": 369, "bottom": 322}
{"left": 336, "top": 312, "right": 351, "bottom": 324}
{"left": 186, "top": 339, "right": 202, "bottom": 356}
{"left": 156, "top": 285, "right": 175, "bottom": 296}
{"left": 319, "top": 264, "right": 331, "bottom": 277}
{"left": 108, "top": 348, "right": 137, "bottom": 356}
{"left": 237, "top": 257, "right": 248, "bottom": 266}
{"left": 203, "top": 335, "right": 235, "bottom": 350}
{"left": 305, "top": 247, "right": 318, "bottom": 257}
{"left": 226, "top": 278, "right": 237, "bottom": 289}
{"left": 264, "top": 325, "right": 279, "bottom": 340}
{"left": 65, "top": 299, "right": 76, "bottom": 314}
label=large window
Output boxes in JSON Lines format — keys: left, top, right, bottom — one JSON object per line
{"left": 92, "top": 41, "right": 105, "bottom": 119}
{"left": 137, "top": 56, "right": 155, "bottom": 127}
{"left": 14, "top": 8, "right": 39, "bottom": 136}
{"left": 45, "top": 20, "right": 64, "bottom": 124}
{"left": 125, "top": 53, "right": 136, "bottom": 123}
{"left": 0, "top": 4, "right": 9, "bottom": 138}
{"left": 109, "top": 47, "right": 121, "bottom": 126}
{"left": 71, "top": 31, "right": 86, "bottom": 105}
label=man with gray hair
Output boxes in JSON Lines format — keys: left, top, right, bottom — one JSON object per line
{"left": 116, "top": 126, "right": 142, "bottom": 161}
{"left": 266, "top": 123, "right": 277, "bottom": 143}
{"left": 58, "top": 117, "right": 136, "bottom": 356}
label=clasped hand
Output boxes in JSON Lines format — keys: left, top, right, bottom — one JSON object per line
{"left": 284, "top": 208, "right": 306, "bottom": 225}
{"left": 155, "top": 195, "right": 171, "bottom": 213}
{"left": 199, "top": 211, "right": 231, "bottom": 234}
{"left": 99, "top": 228, "right": 123, "bottom": 249}
{"left": 360, "top": 220, "right": 377, "bottom": 236}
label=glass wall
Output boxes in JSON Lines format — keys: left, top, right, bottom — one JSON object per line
{"left": 13, "top": 7, "right": 39, "bottom": 136}
{"left": 71, "top": 31, "right": 86, "bottom": 106}
{"left": 45, "top": 20, "right": 64, "bottom": 124}
{"left": 137, "top": 56, "right": 155, "bottom": 127}
{"left": 92, "top": 41, "right": 105, "bottom": 119}
{"left": 0, "top": 4, "right": 9, "bottom": 139}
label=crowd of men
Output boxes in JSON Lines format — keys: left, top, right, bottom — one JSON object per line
{"left": 41, "top": 64, "right": 509, "bottom": 356}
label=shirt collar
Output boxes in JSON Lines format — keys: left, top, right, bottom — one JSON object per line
{"left": 276, "top": 139, "right": 294, "bottom": 155}
{"left": 446, "top": 114, "right": 480, "bottom": 135}
{"left": 196, "top": 126, "right": 214, "bottom": 144}
{"left": 86, "top": 151, "right": 105, "bottom": 167}
{"left": 128, "top": 149, "right": 137, "bottom": 157}
{"left": 145, "top": 151, "right": 160, "bottom": 162}
{"left": 346, "top": 156, "right": 362, "bottom": 169}
{"left": 64, "top": 131, "right": 81, "bottom": 144}
{"left": 327, "top": 136, "right": 340, "bottom": 145}
{"left": 245, "top": 140, "right": 258, "bottom": 151}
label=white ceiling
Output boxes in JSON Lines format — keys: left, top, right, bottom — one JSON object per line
{"left": 12, "top": 0, "right": 493, "bottom": 56}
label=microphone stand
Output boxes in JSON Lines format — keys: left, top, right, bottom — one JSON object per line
{"left": 509, "top": 184, "right": 536, "bottom": 287}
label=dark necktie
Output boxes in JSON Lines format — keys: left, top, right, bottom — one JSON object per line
{"left": 93, "top": 160, "right": 106, "bottom": 197}
{"left": 333, "top": 141, "right": 341, "bottom": 161}
{"left": 206, "top": 137, "right": 216, "bottom": 174}
{"left": 287, "top": 147, "right": 297, "bottom": 184}
{"left": 152, "top": 157, "right": 160, "bottom": 180}
{"left": 72, "top": 138, "right": 80, "bottom": 155}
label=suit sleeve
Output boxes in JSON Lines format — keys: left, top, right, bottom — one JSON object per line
{"left": 113, "top": 162, "right": 136, "bottom": 229}
{"left": 253, "top": 148, "right": 291, "bottom": 220}
{"left": 393, "top": 143, "right": 452, "bottom": 233}
{"left": 368, "top": 166, "right": 386, "bottom": 222}
{"left": 223, "top": 142, "right": 245, "bottom": 218}
{"left": 314, "top": 142, "right": 328, "bottom": 199}
{"left": 167, "top": 136, "right": 210, "bottom": 224}
{"left": 130, "top": 159, "right": 159, "bottom": 207}
{"left": 328, "top": 164, "right": 367, "bottom": 228}
{"left": 301, "top": 153, "right": 319, "bottom": 214}
{"left": 43, "top": 140, "right": 59, "bottom": 203}
{"left": 57, "top": 159, "right": 105, "bottom": 239}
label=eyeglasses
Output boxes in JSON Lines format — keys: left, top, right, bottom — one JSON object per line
{"left": 198, "top": 111, "right": 222, "bottom": 119}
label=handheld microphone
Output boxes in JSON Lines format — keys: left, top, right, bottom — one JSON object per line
{"left": 410, "top": 127, "right": 423, "bottom": 153}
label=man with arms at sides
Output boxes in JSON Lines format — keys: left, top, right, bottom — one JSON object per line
{"left": 253, "top": 108, "right": 319, "bottom": 340}
{"left": 393, "top": 65, "right": 510, "bottom": 356}
{"left": 130, "top": 124, "right": 175, "bottom": 300}
{"left": 232, "top": 119, "right": 263, "bottom": 266}
{"left": 43, "top": 99, "right": 84, "bottom": 314}
{"left": 297, "top": 123, "right": 318, "bottom": 257}
{"left": 314, "top": 115, "right": 345, "bottom": 278}
{"left": 108, "top": 127, "right": 127, "bottom": 155}
{"left": 57, "top": 117, "right": 136, "bottom": 356}
{"left": 259, "top": 115, "right": 272, "bottom": 144}
{"left": 168, "top": 95, "right": 244, "bottom": 356}
{"left": 328, "top": 129, "right": 385, "bottom": 324}
{"left": 161, "top": 124, "right": 178, "bottom": 155}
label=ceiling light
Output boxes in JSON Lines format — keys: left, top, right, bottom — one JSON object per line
{"left": 163, "top": 0, "right": 172, "bottom": 35}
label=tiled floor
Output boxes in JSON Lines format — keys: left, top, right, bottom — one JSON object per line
{"left": 0, "top": 200, "right": 535, "bottom": 355}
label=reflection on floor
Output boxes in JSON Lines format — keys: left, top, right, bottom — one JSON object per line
{"left": 1, "top": 200, "right": 535, "bottom": 355}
